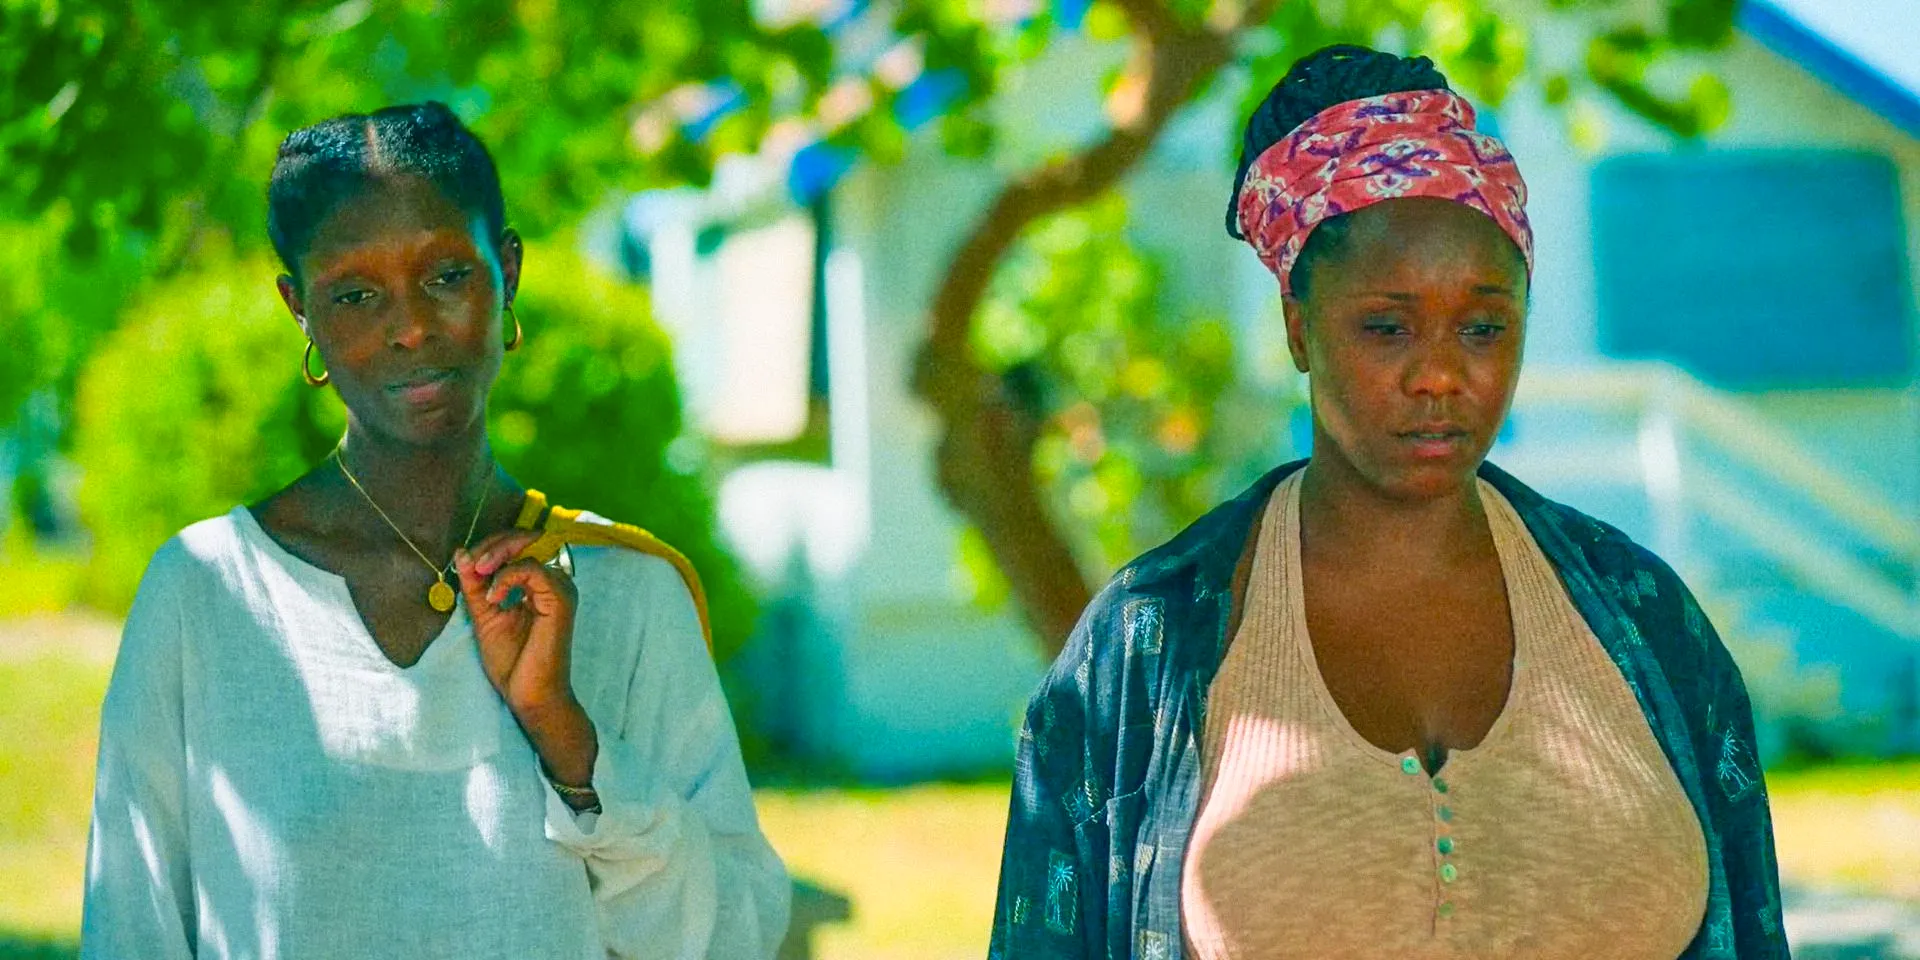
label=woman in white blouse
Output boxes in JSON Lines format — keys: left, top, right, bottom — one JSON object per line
{"left": 80, "top": 101, "right": 790, "bottom": 959}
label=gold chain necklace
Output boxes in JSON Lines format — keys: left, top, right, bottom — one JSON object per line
{"left": 333, "top": 444, "right": 491, "bottom": 613}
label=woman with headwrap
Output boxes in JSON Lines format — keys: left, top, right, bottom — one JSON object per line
{"left": 988, "top": 45, "right": 1787, "bottom": 960}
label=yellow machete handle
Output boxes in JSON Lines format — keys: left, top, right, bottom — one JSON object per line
{"left": 511, "top": 489, "right": 713, "bottom": 652}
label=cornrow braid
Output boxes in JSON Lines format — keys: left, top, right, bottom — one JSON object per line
{"left": 267, "top": 101, "right": 507, "bottom": 282}
{"left": 1226, "top": 44, "right": 1451, "bottom": 299}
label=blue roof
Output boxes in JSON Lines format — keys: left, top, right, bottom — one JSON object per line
{"left": 1742, "top": 0, "right": 1920, "bottom": 139}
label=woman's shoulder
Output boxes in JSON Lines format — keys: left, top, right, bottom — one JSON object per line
{"left": 552, "top": 509, "right": 687, "bottom": 580}
{"left": 110, "top": 509, "right": 254, "bottom": 658}
{"left": 568, "top": 517, "right": 686, "bottom": 592}
{"left": 1058, "top": 464, "right": 1288, "bottom": 653}
{"left": 1486, "top": 467, "right": 1720, "bottom": 673}
{"left": 535, "top": 503, "right": 713, "bottom": 649}
{"left": 139, "top": 507, "right": 254, "bottom": 586}
{"left": 1483, "top": 462, "right": 1683, "bottom": 585}
{"left": 1124, "top": 463, "right": 1297, "bottom": 588}
{"left": 1051, "top": 468, "right": 1291, "bottom": 691}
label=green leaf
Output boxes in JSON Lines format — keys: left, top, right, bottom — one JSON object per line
{"left": 1668, "top": 0, "right": 1739, "bottom": 49}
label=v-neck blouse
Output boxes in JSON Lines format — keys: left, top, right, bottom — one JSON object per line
{"left": 1179, "top": 470, "right": 1709, "bottom": 959}
{"left": 81, "top": 507, "right": 790, "bottom": 960}
{"left": 230, "top": 506, "right": 503, "bottom": 772}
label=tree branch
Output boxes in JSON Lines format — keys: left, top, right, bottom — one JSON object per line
{"left": 1233, "top": 0, "right": 1286, "bottom": 32}
{"left": 911, "top": 26, "right": 1235, "bottom": 655}
{"left": 1108, "top": 0, "right": 1186, "bottom": 41}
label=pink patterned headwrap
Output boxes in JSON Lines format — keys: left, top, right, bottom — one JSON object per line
{"left": 1234, "top": 89, "right": 1533, "bottom": 297}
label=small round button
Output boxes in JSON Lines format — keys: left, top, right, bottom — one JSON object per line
{"left": 1440, "top": 863, "right": 1459, "bottom": 883}
{"left": 1436, "top": 836, "right": 1455, "bottom": 855}
{"left": 1401, "top": 756, "right": 1420, "bottom": 775}
{"left": 1433, "top": 777, "right": 1450, "bottom": 794}
{"left": 1437, "top": 805, "right": 1454, "bottom": 822}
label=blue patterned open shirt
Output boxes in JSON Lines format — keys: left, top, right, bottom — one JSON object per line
{"left": 990, "top": 459, "right": 1788, "bottom": 959}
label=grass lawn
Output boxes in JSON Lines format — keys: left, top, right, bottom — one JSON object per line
{"left": 3, "top": 612, "right": 1916, "bottom": 958}
{"left": 1765, "top": 761, "right": 1920, "bottom": 902}
{"left": 755, "top": 784, "right": 1007, "bottom": 959}
{"left": 0, "top": 632, "right": 112, "bottom": 945}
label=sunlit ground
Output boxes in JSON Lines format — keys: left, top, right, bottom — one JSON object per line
{"left": 2, "top": 612, "right": 1916, "bottom": 959}
{"left": 1767, "top": 762, "right": 1920, "bottom": 903}
{"left": 756, "top": 785, "right": 1008, "bottom": 959}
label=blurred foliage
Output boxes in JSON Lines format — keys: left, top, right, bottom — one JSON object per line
{"left": 0, "top": 0, "right": 838, "bottom": 256}
{"left": 71, "top": 242, "right": 344, "bottom": 610}
{"left": 969, "top": 194, "right": 1283, "bottom": 589}
{"left": 0, "top": 0, "right": 840, "bottom": 433}
{"left": 0, "top": 935, "right": 76, "bottom": 960}
{"left": 0, "top": 0, "right": 1745, "bottom": 439}
{"left": 0, "top": 210, "right": 143, "bottom": 450}
{"left": 0, "top": 524, "right": 85, "bottom": 617}
{"left": 6, "top": 0, "right": 1742, "bottom": 638}
{"left": 69, "top": 237, "right": 755, "bottom": 665}
{"left": 0, "top": 0, "right": 1741, "bottom": 385}
{"left": 1230, "top": 0, "right": 1738, "bottom": 163}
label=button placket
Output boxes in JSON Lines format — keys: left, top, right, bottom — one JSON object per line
{"left": 1401, "top": 752, "right": 1462, "bottom": 920}
{"left": 1431, "top": 772, "right": 1458, "bottom": 918}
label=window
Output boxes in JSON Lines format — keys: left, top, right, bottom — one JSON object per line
{"left": 627, "top": 190, "right": 836, "bottom": 459}
{"left": 1592, "top": 150, "right": 1915, "bottom": 388}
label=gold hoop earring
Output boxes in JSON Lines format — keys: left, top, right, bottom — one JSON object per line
{"left": 302, "top": 340, "right": 330, "bottom": 387}
{"left": 504, "top": 303, "right": 523, "bottom": 352}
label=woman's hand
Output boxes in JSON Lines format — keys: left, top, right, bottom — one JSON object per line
{"left": 454, "top": 530, "right": 599, "bottom": 797}
{"left": 455, "top": 529, "right": 577, "bottom": 713}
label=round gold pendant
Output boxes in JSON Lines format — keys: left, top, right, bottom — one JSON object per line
{"left": 428, "top": 580, "right": 457, "bottom": 613}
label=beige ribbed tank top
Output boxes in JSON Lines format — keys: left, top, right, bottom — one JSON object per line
{"left": 1179, "top": 470, "right": 1708, "bottom": 959}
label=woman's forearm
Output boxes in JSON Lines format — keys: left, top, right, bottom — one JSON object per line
{"left": 516, "top": 696, "right": 600, "bottom": 803}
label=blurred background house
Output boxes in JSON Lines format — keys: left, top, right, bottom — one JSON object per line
{"left": 619, "top": 0, "right": 1920, "bottom": 777}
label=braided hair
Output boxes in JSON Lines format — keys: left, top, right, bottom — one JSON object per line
{"left": 267, "top": 102, "right": 507, "bottom": 283}
{"left": 1226, "top": 45, "right": 1451, "bottom": 299}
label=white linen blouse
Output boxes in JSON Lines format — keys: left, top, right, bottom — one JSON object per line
{"left": 80, "top": 506, "right": 790, "bottom": 959}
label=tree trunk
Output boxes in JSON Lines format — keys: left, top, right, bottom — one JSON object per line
{"left": 910, "top": 17, "right": 1243, "bottom": 659}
